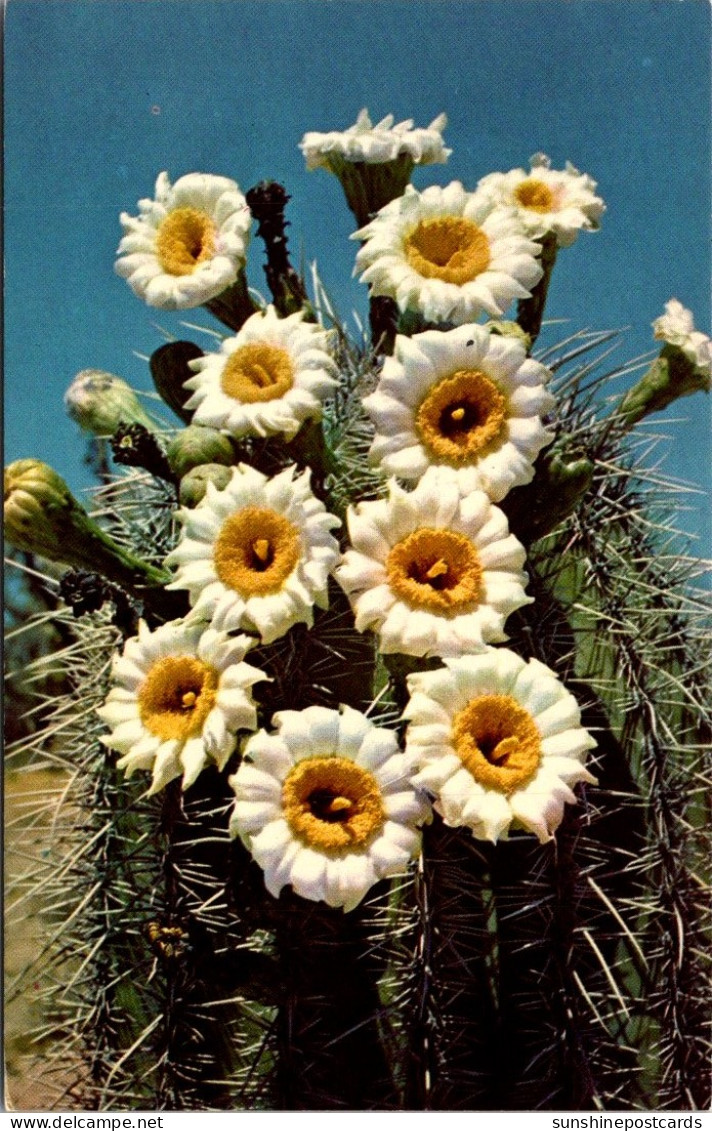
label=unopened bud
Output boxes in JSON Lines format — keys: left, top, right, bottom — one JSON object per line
{"left": 178, "top": 463, "right": 232, "bottom": 507}
{"left": 64, "top": 370, "right": 155, "bottom": 435}
{"left": 166, "top": 426, "right": 235, "bottom": 480}
{"left": 4, "top": 459, "right": 168, "bottom": 590}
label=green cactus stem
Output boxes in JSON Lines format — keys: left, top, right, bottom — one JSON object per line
{"left": 245, "top": 181, "right": 313, "bottom": 318}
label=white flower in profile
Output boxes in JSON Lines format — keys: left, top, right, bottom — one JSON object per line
{"left": 477, "top": 153, "right": 605, "bottom": 248}
{"left": 183, "top": 305, "right": 338, "bottom": 441}
{"left": 353, "top": 182, "right": 543, "bottom": 324}
{"left": 300, "top": 108, "right": 450, "bottom": 170}
{"left": 165, "top": 464, "right": 341, "bottom": 646}
{"left": 115, "top": 172, "right": 251, "bottom": 309}
{"left": 652, "top": 299, "right": 712, "bottom": 378}
{"left": 335, "top": 467, "right": 531, "bottom": 659}
{"left": 97, "top": 620, "right": 266, "bottom": 795}
{"left": 229, "top": 704, "right": 430, "bottom": 911}
{"left": 363, "top": 323, "right": 555, "bottom": 501}
{"left": 404, "top": 649, "right": 597, "bottom": 843}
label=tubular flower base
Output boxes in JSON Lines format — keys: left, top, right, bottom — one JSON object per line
{"left": 115, "top": 171, "right": 251, "bottom": 310}
{"left": 184, "top": 304, "right": 338, "bottom": 440}
{"left": 300, "top": 109, "right": 451, "bottom": 226}
{"left": 363, "top": 323, "right": 555, "bottom": 501}
{"left": 477, "top": 152, "right": 605, "bottom": 248}
{"left": 165, "top": 463, "right": 341, "bottom": 645}
{"left": 336, "top": 467, "right": 532, "bottom": 658}
{"left": 404, "top": 650, "right": 597, "bottom": 843}
{"left": 229, "top": 704, "right": 430, "bottom": 911}
{"left": 98, "top": 619, "right": 267, "bottom": 794}
{"left": 352, "top": 181, "right": 543, "bottom": 324}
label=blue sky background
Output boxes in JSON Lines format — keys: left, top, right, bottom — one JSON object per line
{"left": 5, "top": 0, "right": 711, "bottom": 555}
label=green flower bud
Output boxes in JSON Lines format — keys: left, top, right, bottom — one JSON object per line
{"left": 149, "top": 341, "right": 204, "bottom": 424}
{"left": 166, "top": 426, "right": 235, "bottom": 480}
{"left": 64, "top": 370, "right": 155, "bottom": 435}
{"left": 178, "top": 463, "right": 232, "bottom": 508}
{"left": 484, "top": 320, "right": 533, "bottom": 352}
{"left": 502, "top": 451, "right": 594, "bottom": 544}
{"left": 4, "top": 459, "right": 168, "bottom": 590}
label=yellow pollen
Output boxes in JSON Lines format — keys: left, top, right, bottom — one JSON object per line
{"left": 404, "top": 217, "right": 491, "bottom": 285}
{"left": 220, "top": 343, "right": 294, "bottom": 404}
{"left": 213, "top": 506, "right": 301, "bottom": 596}
{"left": 514, "top": 178, "right": 557, "bottom": 214}
{"left": 452, "top": 694, "right": 542, "bottom": 794}
{"left": 155, "top": 207, "right": 218, "bottom": 276}
{"left": 386, "top": 527, "right": 484, "bottom": 614}
{"left": 282, "top": 756, "right": 385, "bottom": 854}
{"left": 138, "top": 655, "right": 219, "bottom": 741}
{"left": 415, "top": 369, "right": 508, "bottom": 465}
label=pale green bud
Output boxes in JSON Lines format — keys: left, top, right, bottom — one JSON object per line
{"left": 64, "top": 370, "right": 156, "bottom": 435}
{"left": 178, "top": 463, "right": 232, "bottom": 508}
{"left": 166, "top": 426, "right": 235, "bottom": 480}
{"left": 4, "top": 459, "right": 168, "bottom": 589}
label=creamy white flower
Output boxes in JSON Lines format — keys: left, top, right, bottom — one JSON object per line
{"left": 183, "top": 305, "right": 338, "bottom": 441}
{"left": 115, "top": 172, "right": 251, "bottom": 310}
{"left": 97, "top": 619, "right": 266, "bottom": 794}
{"left": 476, "top": 153, "right": 605, "bottom": 248}
{"left": 335, "top": 467, "right": 531, "bottom": 659}
{"left": 300, "top": 109, "right": 450, "bottom": 169}
{"left": 229, "top": 704, "right": 430, "bottom": 911}
{"left": 363, "top": 324, "right": 555, "bottom": 501}
{"left": 404, "top": 649, "right": 597, "bottom": 843}
{"left": 165, "top": 464, "right": 341, "bottom": 645}
{"left": 652, "top": 299, "right": 712, "bottom": 378}
{"left": 353, "top": 182, "right": 543, "bottom": 324}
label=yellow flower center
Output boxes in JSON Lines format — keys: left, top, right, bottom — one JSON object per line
{"left": 386, "top": 527, "right": 484, "bottom": 613}
{"left": 282, "top": 756, "right": 386, "bottom": 853}
{"left": 514, "top": 179, "right": 557, "bottom": 214}
{"left": 453, "top": 694, "right": 541, "bottom": 794}
{"left": 138, "top": 655, "right": 219, "bottom": 741}
{"left": 404, "top": 217, "right": 491, "bottom": 285}
{"left": 415, "top": 370, "right": 508, "bottom": 464}
{"left": 221, "top": 343, "right": 295, "bottom": 404}
{"left": 213, "top": 506, "right": 301, "bottom": 596}
{"left": 155, "top": 207, "right": 218, "bottom": 276}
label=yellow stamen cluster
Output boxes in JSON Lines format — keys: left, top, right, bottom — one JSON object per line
{"left": 453, "top": 693, "right": 541, "bottom": 793}
{"left": 138, "top": 656, "right": 219, "bottom": 741}
{"left": 404, "top": 217, "right": 491, "bottom": 284}
{"left": 220, "top": 343, "right": 295, "bottom": 404}
{"left": 514, "top": 179, "right": 557, "bottom": 214}
{"left": 155, "top": 207, "right": 218, "bottom": 276}
{"left": 282, "top": 756, "right": 386, "bottom": 852}
{"left": 213, "top": 506, "right": 301, "bottom": 596}
{"left": 386, "top": 527, "right": 484, "bottom": 613}
{"left": 415, "top": 369, "right": 508, "bottom": 464}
